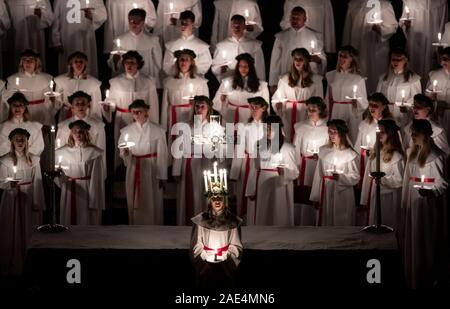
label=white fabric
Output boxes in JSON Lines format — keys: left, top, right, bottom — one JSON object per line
{"left": 103, "top": 0, "right": 157, "bottom": 53}
{"left": 163, "top": 34, "right": 212, "bottom": 76}
{"left": 118, "top": 120, "right": 169, "bottom": 225}
{"left": 269, "top": 26, "right": 326, "bottom": 85}
{"left": 0, "top": 119, "right": 43, "bottom": 157}
{"left": 426, "top": 68, "right": 450, "bottom": 142}
{"left": 107, "top": 30, "right": 163, "bottom": 87}
{"left": 0, "top": 0, "right": 11, "bottom": 76}
{"left": 228, "top": 0, "right": 263, "bottom": 41}
{"left": 342, "top": 0, "right": 398, "bottom": 93}
{"left": 402, "top": 119, "right": 450, "bottom": 156}
{"left": 51, "top": 0, "right": 107, "bottom": 77}
{"left": 155, "top": 0, "right": 202, "bottom": 44}
{"left": 280, "top": 0, "right": 336, "bottom": 53}
{"left": 212, "top": 36, "right": 265, "bottom": 82}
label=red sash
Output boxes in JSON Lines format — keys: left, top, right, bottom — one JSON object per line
{"left": 133, "top": 153, "right": 158, "bottom": 208}
{"left": 409, "top": 176, "right": 435, "bottom": 183}
{"left": 28, "top": 99, "right": 46, "bottom": 105}
{"left": 116, "top": 106, "right": 131, "bottom": 113}
{"left": 288, "top": 100, "right": 305, "bottom": 142}
{"left": 228, "top": 102, "right": 250, "bottom": 125}
{"left": 68, "top": 176, "right": 91, "bottom": 224}
{"left": 203, "top": 244, "right": 229, "bottom": 257}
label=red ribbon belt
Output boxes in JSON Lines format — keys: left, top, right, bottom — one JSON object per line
{"left": 360, "top": 148, "right": 367, "bottom": 187}
{"left": 203, "top": 244, "right": 229, "bottom": 257}
{"left": 184, "top": 157, "right": 193, "bottom": 224}
{"left": 299, "top": 155, "right": 317, "bottom": 186}
{"left": 28, "top": 99, "right": 46, "bottom": 105}
{"left": 116, "top": 106, "right": 131, "bottom": 113}
{"left": 240, "top": 152, "right": 250, "bottom": 218}
{"left": 318, "top": 175, "right": 334, "bottom": 226}
{"left": 409, "top": 176, "right": 435, "bottom": 183}
{"left": 254, "top": 168, "right": 279, "bottom": 224}
{"left": 68, "top": 176, "right": 91, "bottom": 224}
{"left": 288, "top": 100, "right": 305, "bottom": 142}
{"left": 228, "top": 102, "right": 250, "bottom": 125}
{"left": 133, "top": 153, "right": 158, "bottom": 208}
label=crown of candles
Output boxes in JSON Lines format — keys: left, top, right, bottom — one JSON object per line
{"left": 203, "top": 161, "right": 228, "bottom": 198}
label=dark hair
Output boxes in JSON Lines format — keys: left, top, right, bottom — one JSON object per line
{"left": 128, "top": 8, "right": 146, "bottom": 19}
{"left": 291, "top": 6, "right": 306, "bottom": 16}
{"left": 179, "top": 10, "right": 195, "bottom": 22}
{"left": 366, "top": 92, "right": 393, "bottom": 123}
{"left": 440, "top": 47, "right": 450, "bottom": 58}
{"left": 383, "top": 47, "right": 414, "bottom": 82}
{"left": 230, "top": 14, "right": 245, "bottom": 23}
{"left": 306, "top": 96, "right": 327, "bottom": 119}
{"left": 370, "top": 120, "right": 404, "bottom": 162}
{"left": 232, "top": 56, "right": 260, "bottom": 93}
{"left": 122, "top": 50, "right": 144, "bottom": 70}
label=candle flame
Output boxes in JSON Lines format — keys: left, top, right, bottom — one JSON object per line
{"left": 244, "top": 9, "right": 249, "bottom": 17}
{"left": 433, "top": 80, "right": 438, "bottom": 87}
{"left": 133, "top": 3, "right": 137, "bottom": 9}
{"left": 13, "top": 166, "right": 17, "bottom": 174}
{"left": 124, "top": 134, "right": 129, "bottom": 142}
{"left": 15, "top": 77, "right": 19, "bottom": 86}
{"left": 438, "top": 32, "right": 442, "bottom": 41}
{"left": 189, "top": 83, "right": 194, "bottom": 93}
{"left": 224, "top": 80, "right": 229, "bottom": 89}
{"left": 366, "top": 135, "right": 371, "bottom": 145}
{"left": 405, "top": 6, "right": 410, "bottom": 14}
{"left": 58, "top": 156, "right": 62, "bottom": 164}
{"left": 50, "top": 80, "right": 54, "bottom": 90}
{"left": 221, "top": 50, "right": 227, "bottom": 59}
{"left": 105, "top": 89, "right": 110, "bottom": 98}
{"left": 169, "top": 2, "right": 173, "bottom": 11}
{"left": 311, "top": 40, "right": 315, "bottom": 49}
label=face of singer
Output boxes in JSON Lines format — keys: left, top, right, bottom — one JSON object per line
{"left": 307, "top": 104, "right": 320, "bottom": 121}
{"left": 124, "top": 58, "right": 139, "bottom": 76}
{"left": 194, "top": 101, "right": 208, "bottom": 119}
{"left": 250, "top": 104, "right": 265, "bottom": 121}
{"left": 71, "top": 98, "right": 89, "bottom": 118}
{"left": 231, "top": 19, "right": 245, "bottom": 38}
{"left": 238, "top": 60, "right": 249, "bottom": 77}
{"left": 131, "top": 108, "right": 148, "bottom": 123}
{"left": 390, "top": 53, "right": 407, "bottom": 72}
{"left": 22, "top": 57, "right": 37, "bottom": 73}
{"left": 413, "top": 104, "right": 431, "bottom": 119}
{"left": 369, "top": 101, "right": 384, "bottom": 119}
{"left": 211, "top": 196, "right": 225, "bottom": 213}
{"left": 290, "top": 11, "right": 306, "bottom": 30}
{"left": 11, "top": 102, "right": 26, "bottom": 118}
{"left": 178, "top": 55, "right": 193, "bottom": 73}
{"left": 129, "top": 15, "right": 144, "bottom": 34}
{"left": 411, "top": 129, "right": 425, "bottom": 146}
{"left": 293, "top": 55, "right": 305, "bottom": 72}
{"left": 71, "top": 126, "right": 87, "bottom": 144}
{"left": 379, "top": 126, "right": 387, "bottom": 145}
{"left": 12, "top": 135, "right": 27, "bottom": 153}
{"left": 71, "top": 58, "right": 86, "bottom": 75}
{"left": 440, "top": 54, "right": 450, "bottom": 71}
{"left": 179, "top": 18, "right": 194, "bottom": 37}
{"left": 338, "top": 51, "right": 352, "bottom": 70}
{"left": 328, "top": 126, "right": 340, "bottom": 145}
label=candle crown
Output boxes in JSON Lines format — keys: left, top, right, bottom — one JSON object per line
{"left": 204, "top": 162, "right": 229, "bottom": 198}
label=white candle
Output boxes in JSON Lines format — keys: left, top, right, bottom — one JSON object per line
{"left": 51, "top": 125, "right": 55, "bottom": 132}
{"left": 86, "top": 0, "right": 89, "bottom": 7}
{"left": 433, "top": 80, "right": 438, "bottom": 92}
{"left": 310, "top": 40, "right": 315, "bottom": 50}
{"left": 333, "top": 157, "right": 337, "bottom": 172}
{"left": 223, "top": 169, "right": 227, "bottom": 189}
{"left": 421, "top": 174, "right": 425, "bottom": 183}
{"left": 438, "top": 32, "right": 442, "bottom": 42}
{"left": 124, "top": 133, "right": 129, "bottom": 142}
{"left": 213, "top": 162, "right": 218, "bottom": 182}
{"left": 56, "top": 138, "right": 61, "bottom": 148}
{"left": 401, "top": 89, "right": 405, "bottom": 104}
{"left": 244, "top": 9, "right": 249, "bottom": 18}
{"left": 132, "top": 2, "right": 138, "bottom": 9}
{"left": 366, "top": 135, "right": 371, "bottom": 147}
{"left": 50, "top": 80, "right": 54, "bottom": 90}
{"left": 15, "top": 77, "right": 19, "bottom": 87}
{"left": 58, "top": 156, "right": 62, "bottom": 168}
{"left": 352, "top": 85, "right": 358, "bottom": 98}
{"left": 117, "top": 39, "right": 121, "bottom": 48}
{"left": 224, "top": 80, "right": 229, "bottom": 91}
{"left": 13, "top": 166, "right": 17, "bottom": 178}
{"left": 105, "top": 89, "right": 110, "bottom": 99}
{"left": 169, "top": 2, "right": 174, "bottom": 12}
{"left": 373, "top": 12, "right": 378, "bottom": 21}
{"left": 203, "top": 171, "right": 208, "bottom": 191}
{"left": 221, "top": 50, "right": 227, "bottom": 60}
{"left": 189, "top": 83, "right": 194, "bottom": 95}
{"left": 405, "top": 5, "right": 410, "bottom": 18}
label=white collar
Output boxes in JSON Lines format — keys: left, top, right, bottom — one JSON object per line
{"left": 126, "top": 71, "right": 139, "bottom": 79}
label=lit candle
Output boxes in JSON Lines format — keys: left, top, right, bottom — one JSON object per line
{"left": 86, "top": 0, "right": 89, "bottom": 7}
{"left": 133, "top": 2, "right": 138, "bottom": 9}
{"left": 213, "top": 162, "right": 218, "bottom": 182}
{"left": 13, "top": 166, "right": 17, "bottom": 179}
{"left": 169, "top": 2, "right": 174, "bottom": 12}
{"left": 333, "top": 157, "right": 337, "bottom": 172}
{"left": 376, "top": 126, "right": 381, "bottom": 172}
{"left": 56, "top": 138, "right": 61, "bottom": 148}
{"left": 312, "top": 140, "right": 317, "bottom": 153}
{"left": 50, "top": 80, "right": 54, "bottom": 90}
{"left": 366, "top": 135, "right": 371, "bottom": 147}
{"left": 421, "top": 174, "right": 425, "bottom": 183}
{"left": 105, "top": 89, "right": 110, "bottom": 99}
{"left": 124, "top": 133, "right": 129, "bottom": 142}
{"left": 203, "top": 171, "right": 208, "bottom": 191}
{"left": 244, "top": 9, "right": 249, "bottom": 18}
{"left": 223, "top": 169, "right": 227, "bottom": 189}
{"left": 15, "top": 77, "right": 19, "bottom": 87}
{"left": 438, "top": 32, "right": 442, "bottom": 43}
{"left": 208, "top": 171, "right": 213, "bottom": 190}
{"left": 405, "top": 5, "right": 410, "bottom": 19}
{"left": 433, "top": 80, "right": 438, "bottom": 92}
{"left": 310, "top": 40, "right": 316, "bottom": 51}
{"left": 221, "top": 50, "right": 227, "bottom": 60}
{"left": 352, "top": 85, "right": 358, "bottom": 98}
{"left": 189, "top": 83, "right": 194, "bottom": 95}
{"left": 116, "top": 39, "right": 121, "bottom": 48}
{"left": 58, "top": 156, "right": 62, "bottom": 168}
{"left": 401, "top": 89, "right": 405, "bottom": 105}
{"left": 373, "top": 12, "right": 378, "bottom": 21}
{"left": 224, "top": 80, "right": 229, "bottom": 91}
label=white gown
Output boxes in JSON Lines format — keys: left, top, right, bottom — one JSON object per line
{"left": 0, "top": 153, "right": 45, "bottom": 275}
{"left": 376, "top": 72, "right": 421, "bottom": 127}
{"left": 310, "top": 145, "right": 359, "bottom": 226}
{"left": 107, "top": 30, "right": 163, "bottom": 88}
{"left": 55, "top": 145, "right": 105, "bottom": 225}
{"left": 399, "top": 0, "right": 447, "bottom": 83}
{"left": 163, "top": 34, "right": 212, "bottom": 76}
{"left": 103, "top": 0, "right": 157, "bottom": 54}
{"left": 211, "top": 36, "right": 265, "bottom": 82}
{"left": 245, "top": 143, "right": 299, "bottom": 226}
{"left": 0, "top": 119, "right": 44, "bottom": 157}
{"left": 354, "top": 119, "right": 379, "bottom": 185}
{"left": 426, "top": 68, "right": 450, "bottom": 143}
{"left": 54, "top": 74, "right": 103, "bottom": 121}
{"left": 6, "top": 0, "right": 53, "bottom": 70}
{"left": 155, "top": 0, "right": 202, "bottom": 44}
{"left": 228, "top": 0, "right": 263, "bottom": 41}
{"left": 360, "top": 151, "right": 404, "bottom": 229}
{"left": 293, "top": 118, "right": 328, "bottom": 225}
{"left": 272, "top": 73, "right": 324, "bottom": 142}
{"left": 342, "top": 0, "right": 398, "bottom": 93}
{"left": 325, "top": 70, "right": 368, "bottom": 141}
{"left": 269, "top": 26, "right": 326, "bottom": 86}
{"left": 51, "top": 0, "right": 107, "bottom": 77}
{"left": 213, "top": 77, "right": 269, "bottom": 125}
{"left": 402, "top": 119, "right": 450, "bottom": 157}
{"left": 401, "top": 147, "right": 448, "bottom": 288}
{"left": 118, "top": 120, "right": 169, "bottom": 225}
{"left": 280, "top": 0, "right": 336, "bottom": 53}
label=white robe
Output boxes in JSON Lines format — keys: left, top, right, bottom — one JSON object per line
{"left": 5, "top": 72, "right": 60, "bottom": 126}
{"left": 401, "top": 148, "right": 448, "bottom": 288}
{"left": 228, "top": 0, "right": 263, "bottom": 41}
{"left": 310, "top": 145, "right": 359, "bottom": 226}
{"left": 51, "top": 0, "right": 107, "bottom": 77}
{"left": 402, "top": 119, "right": 450, "bottom": 157}
{"left": 211, "top": 36, "right": 265, "bottom": 82}
{"left": 354, "top": 119, "right": 379, "bottom": 184}
{"left": 172, "top": 121, "right": 226, "bottom": 226}
{"left": 212, "top": 77, "right": 269, "bottom": 125}
{"left": 155, "top": 0, "right": 202, "bottom": 44}
{"left": 230, "top": 120, "right": 265, "bottom": 220}
{"left": 399, "top": 0, "right": 447, "bottom": 83}
{"left": 272, "top": 73, "right": 324, "bottom": 142}
{"left": 245, "top": 143, "right": 299, "bottom": 226}
{"left": 376, "top": 72, "right": 421, "bottom": 127}
{"left": 426, "top": 68, "right": 450, "bottom": 143}
{"left": 0, "top": 80, "right": 6, "bottom": 121}
{"left": 119, "top": 120, "right": 169, "bottom": 225}
{"left": 107, "top": 30, "right": 163, "bottom": 88}
{"left": 269, "top": 26, "right": 326, "bottom": 86}
{"left": 54, "top": 74, "right": 103, "bottom": 121}
{"left": 0, "top": 153, "right": 44, "bottom": 275}
{"left": 293, "top": 119, "right": 329, "bottom": 226}
{"left": 55, "top": 145, "right": 105, "bottom": 225}
{"left": 0, "top": 119, "right": 44, "bottom": 157}
{"left": 161, "top": 74, "right": 209, "bottom": 133}
{"left": 0, "top": 0, "right": 11, "bottom": 77}
{"left": 103, "top": 0, "right": 157, "bottom": 54}
{"left": 325, "top": 70, "right": 368, "bottom": 141}
{"left": 6, "top": 0, "right": 53, "bottom": 70}
{"left": 342, "top": 0, "right": 398, "bottom": 93}
{"left": 163, "top": 34, "right": 212, "bottom": 76}
{"left": 360, "top": 151, "right": 404, "bottom": 229}
{"left": 280, "top": 0, "right": 336, "bottom": 53}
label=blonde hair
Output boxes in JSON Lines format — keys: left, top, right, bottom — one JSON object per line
{"left": 408, "top": 135, "right": 433, "bottom": 168}
{"left": 18, "top": 57, "right": 42, "bottom": 74}
{"left": 173, "top": 56, "right": 197, "bottom": 79}
{"left": 10, "top": 135, "right": 33, "bottom": 166}
{"left": 7, "top": 106, "right": 32, "bottom": 122}
{"left": 67, "top": 57, "right": 88, "bottom": 79}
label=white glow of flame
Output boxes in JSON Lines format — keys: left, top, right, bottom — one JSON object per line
{"left": 50, "top": 80, "right": 54, "bottom": 90}
{"left": 105, "top": 89, "right": 110, "bottom": 98}
{"left": 57, "top": 138, "right": 61, "bottom": 148}
{"left": 124, "top": 134, "right": 129, "bottom": 142}
{"left": 189, "top": 83, "right": 194, "bottom": 93}
{"left": 13, "top": 166, "right": 17, "bottom": 174}
{"left": 401, "top": 89, "right": 405, "bottom": 99}
{"left": 15, "top": 77, "right": 19, "bottom": 86}
{"left": 244, "top": 9, "right": 249, "bottom": 18}
{"left": 133, "top": 3, "right": 138, "bottom": 9}
{"left": 117, "top": 39, "right": 121, "bottom": 48}
{"left": 169, "top": 2, "right": 173, "bottom": 11}
{"left": 438, "top": 33, "right": 442, "bottom": 41}
{"left": 221, "top": 50, "right": 227, "bottom": 59}
{"left": 311, "top": 40, "right": 315, "bottom": 50}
